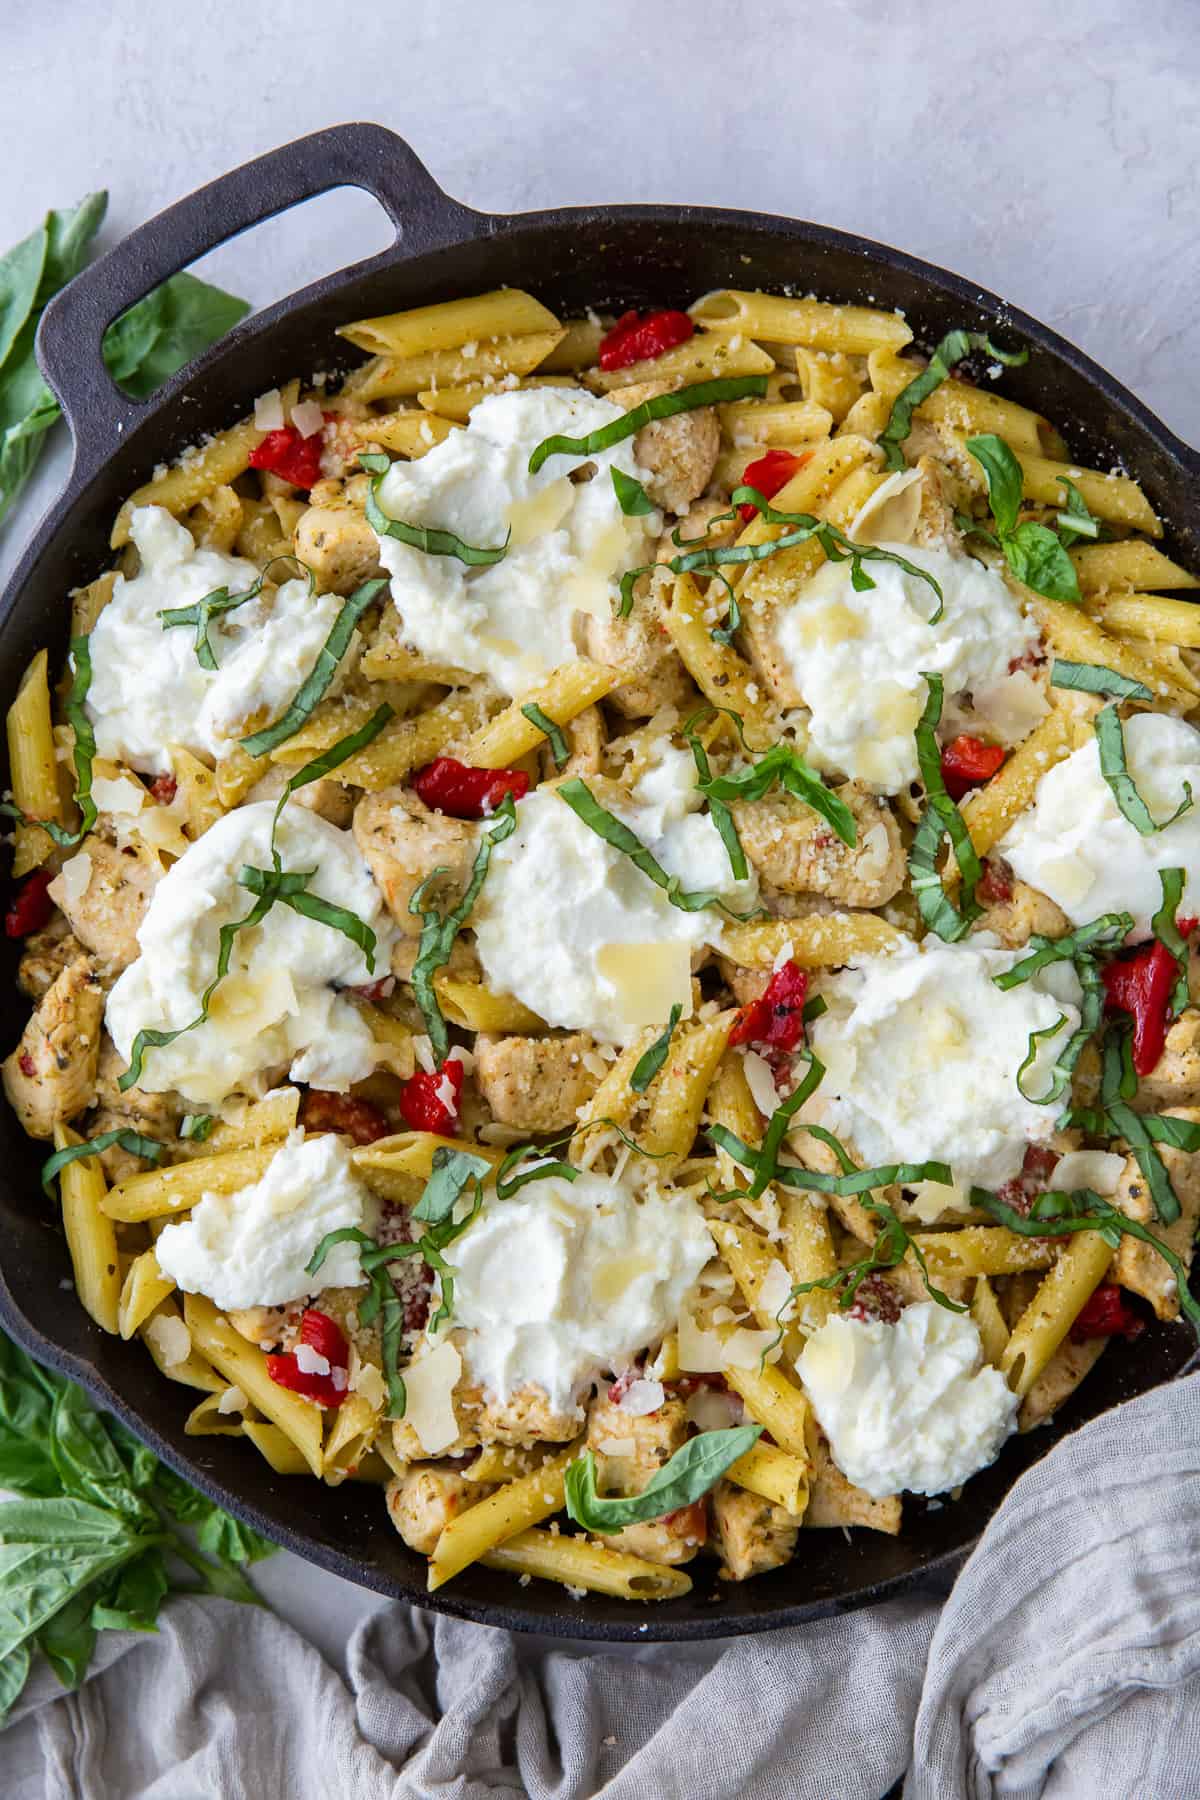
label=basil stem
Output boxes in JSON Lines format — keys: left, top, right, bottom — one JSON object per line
{"left": 610, "top": 467, "right": 656, "bottom": 516}
{"left": 360, "top": 452, "right": 510, "bottom": 565}
{"left": 41, "top": 1130, "right": 164, "bottom": 1197}
{"left": 966, "top": 435, "right": 1081, "bottom": 604}
{"left": 907, "top": 671, "right": 982, "bottom": 942}
{"left": 879, "top": 329, "right": 1029, "bottom": 471}
{"left": 239, "top": 577, "right": 388, "bottom": 758}
{"left": 564, "top": 1425, "right": 763, "bottom": 1532}
{"left": 1095, "top": 703, "right": 1193, "bottom": 836}
{"left": 1152, "top": 866, "right": 1191, "bottom": 1014}
{"left": 557, "top": 778, "right": 758, "bottom": 922}
{"left": 520, "top": 703, "right": 570, "bottom": 769}
{"left": 630, "top": 1004, "right": 682, "bottom": 1094}
{"left": 409, "top": 796, "right": 518, "bottom": 1063}
{"left": 1049, "top": 660, "right": 1151, "bottom": 703}
{"left": 527, "top": 376, "right": 769, "bottom": 475}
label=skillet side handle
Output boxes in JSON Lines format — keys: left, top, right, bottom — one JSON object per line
{"left": 34, "top": 122, "right": 483, "bottom": 469}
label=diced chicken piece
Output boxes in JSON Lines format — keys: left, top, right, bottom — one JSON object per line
{"left": 1113, "top": 1108, "right": 1200, "bottom": 1319}
{"left": 732, "top": 783, "right": 905, "bottom": 907}
{"left": 603, "top": 1508, "right": 708, "bottom": 1567}
{"left": 584, "top": 568, "right": 695, "bottom": 718}
{"left": 973, "top": 878, "right": 1070, "bottom": 950}
{"left": 353, "top": 787, "right": 478, "bottom": 935}
{"left": 474, "top": 1032, "right": 601, "bottom": 1132}
{"left": 385, "top": 1466, "right": 494, "bottom": 1555}
{"left": 48, "top": 836, "right": 162, "bottom": 975}
{"left": 390, "top": 1361, "right": 582, "bottom": 1462}
{"left": 2, "top": 955, "right": 104, "bottom": 1139}
{"left": 293, "top": 499, "right": 384, "bottom": 596}
{"left": 543, "top": 703, "right": 605, "bottom": 780}
{"left": 586, "top": 1391, "right": 703, "bottom": 1566}
{"left": 1131, "top": 1012, "right": 1200, "bottom": 1113}
{"left": 1019, "top": 1336, "right": 1107, "bottom": 1431}
{"left": 634, "top": 412, "right": 720, "bottom": 516}
{"left": 17, "top": 919, "right": 82, "bottom": 1000}
{"left": 244, "top": 764, "right": 354, "bottom": 830}
{"left": 655, "top": 497, "right": 735, "bottom": 564}
{"left": 802, "top": 1424, "right": 902, "bottom": 1533}
{"left": 711, "top": 1480, "right": 800, "bottom": 1580}
{"left": 89, "top": 1036, "right": 184, "bottom": 1180}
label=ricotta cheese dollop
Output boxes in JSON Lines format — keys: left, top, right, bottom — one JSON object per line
{"left": 472, "top": 744, "right": 757, "bottom": 1039}
{"left": 86, "top": 506, "right": 349, "bottom": 776}
{"left": 999, "top": 711, "right": 1200, "bottom": 939}
{"left": 772, "top": 541, "right": 1040, "bottom": 792}
{"left": 444, "top": 1168, "right": 714, "bottom": 1408}
{"left": 805, "top": 935, "right": 1081, "bottom": 1190}
{"left": 797, "top": 1302, "right": 1018, "bottom": 1498}
{"left": 155, "top": 1131, "right": 376, "bottom": 1311}
{"left": 105, "top": 802, "right": 394, "bottom": 1105}
{"left": 371, "top": 388, "right": 657, "bottom": 696}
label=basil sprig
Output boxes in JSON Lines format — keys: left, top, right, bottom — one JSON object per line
{"left": 557, "top": 778, "right": 759, "bottom": 922}
{"left": 974, "top": 1185, "right": 1200, "bottom": 1338}
{"left": 41, "top": 1129, "right": 165, "bottom": 1197}
{"left": 409, "top": 795, "right": 519, "bottom": 1064}
{"left": 1152, "top": 867, "right": 1192, "bottom": 1015}
{"left": 527, "top": 375, "right": 769, "bottom": 476}
{"left": 630, "top": 1004, "right": 683, "bottom": 1093}
{"left": 239, "top": 576, "right": 388, "bottom": 758}
{"left": 966, "top": 434, "right": 1081, "bottom": 604}
{"left": 520, "top": 703, "right": 569, "bottom": 769}
{"left": 907, "top": 671, "right": 983, "bottom": 942}
{"left": 564, "top": 1425, "right": 762, "bottom": 1533}
{"left": 610, "top": 467, "right": 656, "bottom": 516}
{"left": 2, "top": 636, "right": 99, "bottom": 849}
{"left": 879, "top": 329, "right": 1029, "bottom": 470}
{"left": 360, "top": 452, "right": 510, "bottom": 566}
{"left": 1094, "top": 703, "right": 1193, "bottom": 836}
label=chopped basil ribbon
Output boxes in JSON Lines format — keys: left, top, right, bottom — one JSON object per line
{"left": 907, "top": 672, "right": 982, "bottom": 942}
{"left": 179, "top": 1113, "right": 215, "bottom": 1143}
{"left": 993, "top": 912, "right": 1134, "bottom": 991}
{"left": 973, "top": 1185, "right": 1200, "bottom": 1338}
{"left": 1152, "top": 866, "right": 1192, "bottom": 1014}
{"left": 712, "top": 1119, "right": 954, "bottom": 1207}
{"left": 409, "top": 795, "right": 518, "bottom": 1064}
{"left": 610, "top": 467, "right": 656, "bottom": 516}
{"left": 40, "top": 1129, "right": 164, "bottom": 1197}
{"left": 307, "top": 1226, "right": 407, "bottom": 1417}
{"left": 710, "top": 583, "right": 742, "bottom": 648}
{"left": 564, "top": 1425, "right": 763, "bottom": 1532}
{"left": 683, "top": 722, "right": 747, "bottom": 882}
{"left": 1049, "top": 660, "right": 1151, "bottom": 703}
{"left": 494, "top": 1146, "right": 579, "bottom": 1199}
{"left": 879, "top": 329, "right": 1029, "bottom": 471}
{"left": 412, "top": 1146, "right": 492, "bottom": 1226}
{"left": 966, "top": 434, "right": 1081, "bottom": 604}
{"left": 360, "top": 451, "right": 510, "bottom": 565}
{"left": 1015, "top": 1012, "right": 1070, "bottom": 1103}
{"left": 1054, "top": 477, "right": 1102, "bottom": 546}
{"left": 1095, "top": 703, "right": 1193, "bottom": 836}
{"left": 3, "top": 636, "right": 100, "bottom": 849}
{"left": 557, "top": 778, "right": 759, "bottom": 922}
{"left": 239, "top": 861, "right": 378, "bottom": 972}
{"left": 993, "top": 911, "right": 1132, "bottom": 1121}
{"left": 616, "top": 561, "right": 655, "bottom": 619}
{"left": 696, "top": 737, "right": 857, "bottom": 850}
{"left": 520, "top": 703, "right": 569, "bottom": 769}
{"left": 527, "top": 375, "right": 769, "bottom": 476}
{"left": 802, "top": 994, "right": 828, "bottom": 1024}
{"left": 630, "top": 1004, "right": 682, "bottom": 1094}
{"left": 239, "top": 576, "right": 388, "bottom": 758}
{"left": 788, "top": 1194, "right": 967, "bottom": 1317}
{"left": 158, "top": 555, "right": 312, "bottom": 672}
{"left": 710, "top": 1050, "right": 826, "bottom": 1199}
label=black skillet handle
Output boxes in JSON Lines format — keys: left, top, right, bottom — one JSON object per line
{"left": 35, "top": 122, "right": 486, "bottom": 475}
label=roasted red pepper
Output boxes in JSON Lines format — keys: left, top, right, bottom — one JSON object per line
{"left": 266, "top": 1307, "right": 350, "bottom": 1407}
{"left": 977, "top": 857, "right": 1015, "bottom": 907}
{"left": 1101, "top": 937, "right": 1190, "bottom": 1077}
{"left": 149, "top": 774, "right": 177, "bottom": 805}
{"left": 1070, "top": 1283, "right": 1146, "bottom": 1344}
{"left": 729, "top": 961, "right": 809, "bottom": 1057}
{"left": 995, "top": 1141, "right": 1059, "bottom": 1215}
{"left": 398, "top": 1058, "right": 464, "bottom": 1135}
{"left": 737, "top": 448, "right": 813, "bottom": 522}
{"left": 248, "top": 421, "right": 326, "bottom": 489}
{"left": 5, "top": 869, "right": 54, "bottom": 939}
{"left": 940, "top": 735, "right": 1007, "bottom": 801}
{"left": 412, "top": 756, "right": 530, "bottom": 820}
{"left": 299, "top": 1088, "right": 391, "bottom": 1146}
{"left": 598, "top": 308, "right": 695, "bottom": 372}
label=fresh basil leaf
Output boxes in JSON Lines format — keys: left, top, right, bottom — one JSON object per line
{"left": 564, "top": 1425, "right": 763, "bottom": 1531}
{"left": 0, "top": 1496, "right": 155, "bottom": 1668}
{"left": 180, "top": 1113, "right": 215, "bottom": 1143}
{"left": 0, "top": 216, "right": 48, "bottom": 371}
{"left": 611, "top": 467, "right": 656, "bottom": 516}
{"left": 1143, "top": 1114, "right": 1200, "bottom": 1151}
{"left": 1105, "top": 1099, "right": 1183, "bottom": 1225}
{"left": 412, "top": 1146, "right": 492, "bottom": 1226}
{"left": 34, "top": 1585, "right": 96, "bottom": 1692}
{"left": 41, "top": 1129, "right": 164, "bottom": 1198}
{"left": 966, "top": 434, "right": 1024, "bottom": 538}
{"left": 408, "top": 795, "right": 518, "bottom": 1063}
{"left": 1095, "top": 703, "right": 1193, "bottom": 836}
{"left": 1050, "top": 659, "right": 1152, "bottom": 702}
{"left": 89, "top": 1547, "right": 169, "bottom": 1632}
{"left": 0, "top": 1335, "right": 60, "bottom": 1498}
{"left": 879, "top": 330, "right": 1028, "bottom": 471}
{"left": 528, "top": 376, "right": 768, "bottom": 475}
{"left": 0, "top": 1637, "right": 32, "bottom": 1723}
{"left": 520, "top": 703, "right": 570, "bottom": 769}
{"left": 907, "top": 672, "right": 982, "bottom": 942}
{"left": 630, "top": 1004, "right": 682, "bottom": 1094}
{"left": 557, "top": 778, "right": 755, "bottom": 920}
{"left": 1054, "top": 475, "right": 1101, "bottom": 548}
{"left": 1004, "top": 521, "right": 1082, "bottom": 604}
{"left": 194, "top": 1508, "right": 276, "bottom": 1567}
{"left": 239, "top": 577, "right": 388, "bottom": 757}
{"left": 364, "top": 461, "right": 509, "bottom": 565}
{"left": 1152, "top": 867, "right": 1192, "bottom": 1015}
{"left": 104, "top": 273, "right": 250, "bottom": 400}
{"left": 49, "top": 1385, "right": 155, "bottom": 1529}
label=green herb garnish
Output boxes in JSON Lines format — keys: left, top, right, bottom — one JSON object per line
{"left": 159, "top": 555, "right": 312, "bottom": 672}
{"left": 520, "top": 703, "right": 570, "bottom": 769}
{"left": 360, "top": 452, "right": 510, "bottom": 565}
{"left": 239, "top": 577, "right": 388, "bottom": 758}
{"left": 630, "top": 1004, "right": 683, "bottom": 1094}
{"left": 40, "top": 1130, "right": 164, "bottom": 1198}
{"left": 409, "top": 795, "right": 518, "bottom": 1064}
{"left": 1152, "top": 867, "right": 1192, "bottom": 1015}
{"left": 907, "top": 671, "right": 983, "bottom": 942}
{"left": 564, "top": 1425, "right": 763, "bottom": 1532}
{"left": 610, "top": 467, "right": 656, "bottom": 516}
{"left": 557, "top": 778, "right": 758, "bottom": 922}
{"left": 879, "top": 329, "right": 1028, "bottom": 470}
{"left": 1049, "top": 660, "right": 1151, "bottom": 703}
{"left": 179, "top": 1114, "right": 215, "bottom": 1143}
{"left": 967, "top": 434, "right": 1081, "bottom": 604}
{"left": 1094, "top": 702, "right": 1193, "bottom": 836}
{"left": 789, "top": 1195, "right": 967, "bottom": 1317}
{"left": 682, "top": 717, "right": 747, "bottom": 882}
{"left": 695, "top": 736, "right": 857, "bottom": 849}
{"left": 527, "top": 376, "right": 769, "bottom": 475}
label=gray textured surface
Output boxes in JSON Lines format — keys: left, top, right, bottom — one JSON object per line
{"left": 1, "top": 0, "right": 1198, "bottom": 1660}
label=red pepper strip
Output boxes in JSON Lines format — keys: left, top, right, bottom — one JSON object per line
{"left": 299, "top": 1088, "right": 391, "bottom": 1145}
{"left": 149, "top": 774, "right": 177, "bottom": 805}
{"left": 248, "top": 421, "right": 327, "bottom": 489}
{"left": 977, "top": 857, "right": 1015, "bottom": 907}
{"left": 1069, "top": 1283, "right": 1146, "bottom": 1344}
{"left": 995, "top": 1141, "right": 1060, "bottom": 1214}
{"left": 729, "top": 962, "right": 809, "bottom": 1055}
{"left": 398, "top": 1058, "right": 464, "bottom": 1135}
{"left": 598, "top": 308, "right": 695, "bottom": 372}
{"left": 736, "top": 448, "right": 814, "bottom": 523}
{"left": 5, "top": 869, "right": 54, "bottom": 939}
{"left": 266, "top": 1307, "right": 350, "bottom": 1407}
{"left": 1102, "top": 940, "right": 1179, "bottom": 1077}
{"left": 939, "top": 735, "right": 1007, "bottom": 802}
{"left": 412, "top": 756, "right": 530, "bottom": 820}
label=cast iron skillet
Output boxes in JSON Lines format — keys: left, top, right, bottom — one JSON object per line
{"left": 1, "top": 122, "right": 1198, "bottom": 1642}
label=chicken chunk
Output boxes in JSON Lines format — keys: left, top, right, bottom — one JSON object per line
{"left": 542, "top": 703, "right": 605, "bottom": 780}
{"left": 390, "top": 1352, "right": 582, "bottom": 1461}
{"left": 710, "top": 1480, "right": 800, "bottom": 1580}
{"left": 47, "top": 836, "right": 162, "bottom": 975}
{"left": 655, "top": 497, "right": 735, "bottom": 564}
{"left": 385, "top": 1466, "right": 494, "bottom": 1555}
{"left": 1018, "top": 1337, "right": 1107, "bottom": 1432}
{"left": 732, "top": 783, "right": 905, "bottom": 907}
{"left": 972, "top": 875, "right": 1070, "bottom": 950}
{"left": 89, "top": 1036, "right": 184, "bottom": 1180}
{"left": 17, "top": 919, "right": 82, "bottom": 1000}
{"left": 353, "top": 787, "right": 478, "bottom": 935}
{"left": 584, "top": 568, "right": 695, "bottom": 718}
{"left": 293, "top": 499, "right": 384, "bottom": 597}
{"left": 1113, "top": 1108, "right": 1200, "bottom": 1320}
{"left": 585, "top": 1392, "right": 703, "bottom": 1565}
{"left": 802, "top": 1424, "right": 901, "bottom": 1533}
{"left": 2, "top": 955, "right": 104, "bottom": 1139}
{"left": 474, "top": 1032, "right": 601, "bottom": 1132}
{"left": 1130, "top": 1012, "right": 1200, "bottom": 1113}
{"left": 634, "top": 410, "right": 720, "bottom": 516}
{"left": 244, "top": 763, "right": 354, "bottom": 830}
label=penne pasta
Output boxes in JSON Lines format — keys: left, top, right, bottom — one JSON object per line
{"left": 482, "top": 1527, "right": 693, "bottom": 1599}
{"left": 8, "top": 650, "right": 62, "bottom": 874}
{"left": 102, "top": 1146, "right": 279, "bottom": 1223}
{"left": 1001, "top": 1232, "right": 1114, "bottom": 1399}
{"left": 690, "top": 290, "right": 912, "bottom": 355}
{"left": 53, "top": 1124, "right": 121, "bottom": 1334}
{"left": 341, "top": 333, "right": 565, "bottom": 403}
{"left": 183, "top": 1293, "right": 325, "bottom": 1475}
{"left": 118, "top": 1248, "right": 175, "bottom": 1340}
{"left": 338, "top": 290, "right": 562, "bottom": 359}
{"left": 428, "top": 1444, "right": 577, "bottom": 1588}
{"left": 462, "top": 660, "right": 619, "bottom": 768}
